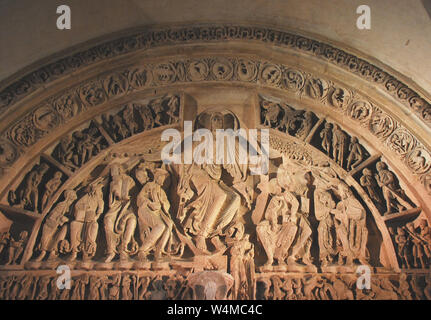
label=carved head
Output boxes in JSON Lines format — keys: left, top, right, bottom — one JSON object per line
{"left": 19, "top": 231, "right": 28, "bottom": 241}
{"left": 210, "top": 112, "right": 224, "bottom": 131}
{"left": 154, "top": 168, "right": 169, "bottom": 186}
{"left": 64, "top": 189, "right": 77, "bottom": 202}
{"left": 324, "top": 122, "right": 332, "bottom": 129}
{"left": 54, "top": 171, "right": 62, "bottom": 179}
{"left": 419, "top": 219, "right": 429, "bottom": 229}
{"left": 376, "top": 161, "right": 387, "bottom": 172}
{"left": 362, "top": 168, "right": 372, "bottom": 176}
{"left": 351, "top": 137, "right": 358, "bottom": 144}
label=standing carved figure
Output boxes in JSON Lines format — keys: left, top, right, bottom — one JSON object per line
{"left": 360, "top": 168, "right": 382, "bottom": 205}
{"left": 331, "top": 183, "right": 368, "bottom": 266}
{"left": 122, "top": 104, "right": 138, "bottom": 135}
{"left": 41, "top": 171, "right": 63, "bottom": 210}
{"left": 16, "top": 163, "right": 49, "bottom": 211}
{"left": 35, "top": 189, "right": 77, "bottom": 261}
{"left": 229, "top": 234, "right": 255, "bottom": 300}
{"left": 295, "top": 111, "right": 313, "bottom": 140}
{"left": 332, "top": 125, "right": 348, "bottom": 167}
{"left": 68, "top": 180, "right": 105, "bottom": 261}
{"left": 320, "top": 122, "right": 332, "bottom": 155}
{"left": 104, "top": 164, "right": 138, "bottom": 263}
{"left": 315, "top": 190, "right": 336, "bottom": 266}
{"left": 346, "top": 137, "right": 363, "bottom": 170}
{"left": 394, "top": 227, "right": 412, "bottom": 269}
{"left": 6, "top": 231, "right": 28, "bottom": 265}
{"left": 375, "top": 161, "right": 412, "bottom": 215}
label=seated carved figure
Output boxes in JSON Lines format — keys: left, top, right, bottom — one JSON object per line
{"left": 35, "top": 189, "right": 77, "bottom": 262}
{"left": 103, "top": 164, "right": 138, "bottom": 263}
{"left": 136, "top": 168, "right": 174, "bottom": 261}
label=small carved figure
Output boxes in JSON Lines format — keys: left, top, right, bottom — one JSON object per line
{"left": 6, "top": 231, "right": 28, "bottom": 265}
{"left": 315, "top": 190, "right": 336, "bottom": 266}
{"left": 71, "top": 274, "right": 89, "bottom": 300}
{"left": 394, "top": 227, "right": 412, "bottom": 269}
{"left": 35, "top": 190, "right": 77, "bottom": 261}
{"left": 55, "top": 136, "right": 77, "bottom": 170}
{"left": 166, "top": 95, "right": 180, "bottom": 124}
{"left": 346, "top": 137, "right": 363, "bottom": 170}
{"left": 295, "top": 111, "right": 313, "bottom": 139}
{"left": 229, "top": 233, "right": 255, "bottom": 299}
{"left": 332, "top": 125, "right": 348, "bottom": 167}
{"left": 398, "top": 273, "right": 413, "bottom": 300}
{"left": 138, "top": 104, "right": 155, "bottom": 130}
{"left": 121, "top": 274, "right": 133, "bottom": 300}
{"left": 375, "top": 161, "right": 412, "bottom": 215}
{"left": 0, "top": 231, "right": 10, "bottom": 255}
{"left": 261, "top": 100, "right": 280, "bottom": 128}
{"left": 15, "top": 163, "right": 49, "bottom": 211}
{"left": 68, "top": 179, "right": 105, "bottom": 261}
{"left": 320, "top": 123, "right": 332, "bottom": 155}
{"left": 122, "top": 104, "right": 138, "bottom": 135}
{"left": 360, "top": 168, "right": 382, "bottom": 205}
{"left": 405, "top": 222, "right": 429, "bottom": 268}
{"left": 36, "top": 276, "right": 50, "bottom": 300}
{"left": 41, "top": 171, "right": 63, "bottom": 210}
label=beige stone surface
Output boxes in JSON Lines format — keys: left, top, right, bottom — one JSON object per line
{"left": 0, "top": 0, "right": 431, "bottom": 98}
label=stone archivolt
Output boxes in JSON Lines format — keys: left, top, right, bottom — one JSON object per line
{"left": 0, "top": 26, "right": 430, "bottom": 300}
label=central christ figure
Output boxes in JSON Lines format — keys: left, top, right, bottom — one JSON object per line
{"left": 172, "top": 110, "right": 249, "bottom": 254}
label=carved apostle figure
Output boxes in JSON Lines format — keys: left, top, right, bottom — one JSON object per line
{"left": 35, "top": 189, "right": 77, "bottom": 261}
{"left": 375, "top": 161, "right": 412, "bottom": 215}
{"left": 315, "top": 189, "right": 336, "bottom": 266}
{"left": 136, "top": 168, "right": 174, "bottom": 261}
{"left": 229, "top": 233, "right": 255, "bottom": 299}
{"left": 331, "top": 182, "right": 369, "bottom": 266}
{"left": 104, "top": 164, "right": 138, "bottom": 263}
{"left": 332, "top": 125, "right": 348, "bottom": 167}
{"left": 68, "top": 179, "right": 105, "bottom": 261}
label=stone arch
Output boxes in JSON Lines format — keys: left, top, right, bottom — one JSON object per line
{"left": 0, "top": 24, "right": 430, "bottom": 300}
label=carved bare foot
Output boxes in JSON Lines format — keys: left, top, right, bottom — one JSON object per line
{"left": 196, "top": 236, "right": 208, "bottom": 253}
{"left": 67, "top": 252, "right": 77, "bottom": 262}
{"left": 211, "top": 236, "right": 226, "bottom": 253}
{"left": 47, "top": 251, "right": 59, "bottom": 261}
{"left": 137, "top": 251, "right": 148, "bottom": 262}
{"left": 34, "top": 251, "right": 47, "bottom": 262}
{"left": 104, "top": 252, "right": 116, "bottom": 263}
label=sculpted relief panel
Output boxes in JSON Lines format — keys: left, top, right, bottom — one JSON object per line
{"left": 0, "top": 96, "right": 429, "bottom": 300}
{"left": 0, "top": 28, "right": 430, "bottom": 299}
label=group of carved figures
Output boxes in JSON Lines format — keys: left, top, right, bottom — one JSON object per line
{"left": 261, "top": 100, "right": 367, "bottom": 171}
{"left": 255, "top": 159, "right": 369, "bottom": 270}
{"left": 1, "top": 272, "right": 430, "bottom": 300}
{"left": 101, "top": 95, "right": 180, "bottom": 142}
{"left": 360, "top": 161, "right": 413, "bottom": 215}
{"left": 390, "top": 219, "right": 431, "bottom": 269}
{"left": 0, "top": 230, "right": 28, "bottom": 265}
{"left": 52, "top": 125, "right": 107, "bottom": 171}
{"left": 0, "top": 273, "right": 188, "bottom": 300}
{"left": 256, "top": 274, "right": 431, "bottom": 300}
{"left": 8, "top": 163, "right": 64, "bottom": 213}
